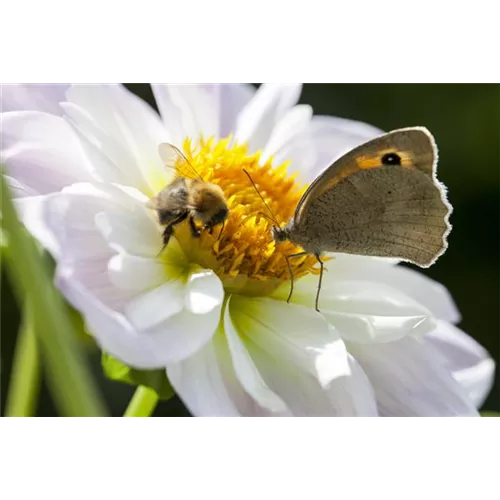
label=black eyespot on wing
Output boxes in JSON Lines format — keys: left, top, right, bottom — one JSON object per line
{"left": 381, "top": 153, "right": 401, "bottom": 166}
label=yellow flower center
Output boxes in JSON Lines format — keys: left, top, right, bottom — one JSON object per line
{"left": 159, "top": 137, "right": 321, "bottom": 296}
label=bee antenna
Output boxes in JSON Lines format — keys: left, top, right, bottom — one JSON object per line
{"left": 242, "top": 169, "right": 279, "bottom": 226}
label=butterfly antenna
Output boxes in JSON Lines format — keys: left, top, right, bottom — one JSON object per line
{"left": 234, "top": 216, "right": 277, "bottom": 247}
{"left": 242, "top": 169, "right": 279, "bottom": 226}
{"left": 256, "top": 212, "right": 278, "bottom": 225}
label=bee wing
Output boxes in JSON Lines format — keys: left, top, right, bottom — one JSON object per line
{"left": 158, "top": 143, "right": 202, "bottom": 180}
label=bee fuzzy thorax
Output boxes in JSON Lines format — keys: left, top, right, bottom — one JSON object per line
{"left": 189, "top": 180, "right": 228, "bottom": 224}
{"left": 151, "top": 137, "right": 322, "bottom": 296}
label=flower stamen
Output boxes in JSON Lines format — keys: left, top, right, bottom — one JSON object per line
{"left": 155, "top": 137, "right": 323, "bottom": 296}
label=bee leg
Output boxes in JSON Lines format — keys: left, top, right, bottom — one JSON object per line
{"left": 217, "top": 220, "right": 226, "bottom": 241}
{"left": 314, "top": 253, "right": 324, "bottom": 313}
{"left": 162, "top": 226, "right": 172, "bottom": 246}
{"left": 188, "top": 215, "right": 201, "bottom": 238}
{"left": 202, "top": 222, "right": 214, "bottom": 235}
{"left": 157, "top": 227, "right": 173, "bottom": 256}
{"left": 157, "top": 213, "right": 188, "bottom": 256}
{"left": 284, "top": 252, "right": 308, "bottom": 304}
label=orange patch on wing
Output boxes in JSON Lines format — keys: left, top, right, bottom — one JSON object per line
{"left": 356, "top": 149, "right": 415, "bottom": 170}
{"left": 315, "top": 149, "right": 415, "bottom": 200}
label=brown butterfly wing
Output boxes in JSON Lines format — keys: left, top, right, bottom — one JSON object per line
{"left": 293, "top": 128, "right": 451, "bottom": 267}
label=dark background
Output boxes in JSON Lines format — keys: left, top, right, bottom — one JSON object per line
{"left": 1, "top": 84, "right": 499, "bottom": 416}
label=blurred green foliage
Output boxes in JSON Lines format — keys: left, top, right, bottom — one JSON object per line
{"left": 1, "top": 173, "right": 108, "bottom": 416}
{"left": 102, "top": 353, "right": 175, "bottom": 400}
{"left": 1, "top": 84, "right": 498, "bottom": 416}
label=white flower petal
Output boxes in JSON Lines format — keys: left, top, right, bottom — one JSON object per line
{"left": 56, "top": 268, "right": 167, "bottom": 368}
{"left": 312, "top": 115, "right": 385, "bottom": 141}
{"left": 217, "top": 84, "right": 256, "bottom": 138}
{"left": 235, "top": 83, "right": 302, "bottom": 152}
{"left": 223, "top": 300, "right": 287, "bottom": 412}
{"left": 152, "top": 84, "right": 255, "bottom": 143}
{"left": 340, "top": 354, "right": 379, "bottom": 416}
{"left": 95, "top": 208, "right": 160, "bottom": 258}
{"left": 167, "top": 343, "right": 242, "bottom": 416}
{"left": 57, "top": 182, "right": 158, "bottom": 258}
{"left": 229, "top": 295, "right": 350, "bottom": 387}
{"left": 228, "top": 296, "right": 378, "bottom": 415}
{"left": 65, "top": 256, "right": 136, "bottom": 312}
{"left": 65, "top": 257, "right": 221, "bottom": 365}
{"left": 4, "top": 175, "right": 38, "bottom": 198}
{"left": 1, "top": 111, "right": 93, "bottom": 195}
{"left": 275, "top": 114, "right": 384, "bottom": 182}
{"left": 17, "top": 182, "right": 162, "bottom": 308}
{"left": 125, "top": 281, "right": 185, "bottom": 329}
{"left": 322, "top": 255, "right": 460, "bottom": 324}
{"left": 167, "top": 330, "right": 268, "bottom": 417}
{"left": 19, "top": 187, "right": 111, "bottom": 262}
{"left": 108, "top": 252, "right": 168, "bottom": 292}
{"left": 382, "top": 267, "right": 460, "bottom": 324}
{"left": 326, "top": 253, "right": 401, "bottom": 269}
{"left": 260, "top": 104, "right": 313, "bottom": 163}
{"left": 275, "top": 274, "right": 437, "bottom": 343}
{"left": 185, "top": 269, "right": 224, "bottom": 315}
{"left": 1, "top": 84, "right": 69, "bottom": 114}
{"left": 424, "top": 321, "right": 495, "bottom": 408}
{"left": 145, "top": 299, "right": 223, "bottom": 363}
{"left": 14, "top": 195, "right": 61, "bottom": 256}
{"left": 245, "top": 340, "right": 377, "bottom": 416}
{"left": 56, "top": 248, "right": 221, "bottom": 368}
{"left": 61, "top": 103, "right": 138, "bottom": 187}
{"left": 349, "top": 336, "right": 479, "bottom": 416}
{"left": 63, "top": 84, "right": 167, "bottom": 195}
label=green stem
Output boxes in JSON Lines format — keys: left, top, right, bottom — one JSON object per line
{"left": 1, "top": 173, "right": 108, "bottom": 417}
{"left": 124, "top": 386, "right": 159, "bottom": 417}
{"left": 4, "top": 304, "right": 40, "bottom": 417}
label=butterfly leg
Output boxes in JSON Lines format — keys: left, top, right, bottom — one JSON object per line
{"left": 314, "top": 253, "right": 324, "bottom": 313}
{"left": 157, "top": 212, "right": 188, "bottom": 256}
{"left": 285, "top": 252, "right": 308, "bottom": 304}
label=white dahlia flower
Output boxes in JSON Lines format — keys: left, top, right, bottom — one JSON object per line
{"left": 1, "top": 83, "right": 494, "bottom": 416}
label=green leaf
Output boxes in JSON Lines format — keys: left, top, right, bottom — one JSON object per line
{"left": 1, "top": 172, "right": 108, "bottom": 416}
{"left": 40, "top": 251, "right": 97, "bottom": 349}
{"left": 0, "top": 228, "right": 8, "bottom": 273}
{"left": 66, "top": 303, "right": 97, "bottom": 347}
{"left": 102, "top": 353, "right": 175, "bottom": 401}
{"left": 4, "top": 302, "right": 41, "bottom": 417}
{"left": 481, "top": 412, "right": 500, "bottom": 417}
